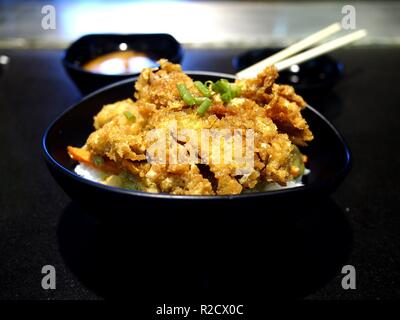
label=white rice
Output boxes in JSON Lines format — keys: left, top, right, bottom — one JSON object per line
{"left": 74, "top": 163, "right": 309, "bottom": 192}
{"left": 75, "top": 163, "right": 107, "bottom": 184}
{"left": 260, "top": 168, "right": 310, "bottom": 191}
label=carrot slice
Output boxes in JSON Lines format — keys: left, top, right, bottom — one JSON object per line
{"left": 67, "top": 146, "right": 120, "bottom": 174}
{"left": 67, "top": 146, "right": 92, "bottom": 165}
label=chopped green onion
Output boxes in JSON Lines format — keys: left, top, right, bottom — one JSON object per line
{"left": 177, "top": 83, "right": 196, "bottom": 106}
{"left": 92, "top": 155, "right": 104, "bottom": 166}
{"left": 119, "top": 170, "right": 142, "bottom": 190}
{"left": 194, "top": 97, "right": 206, "bottom": 105}
{"left": 212, "top": 79, "right": 231, "bottom": 94}
{"left": 210, "top": 79, "right": 241, "bottom": 103}
{"left": 291, "top": 146, "right": 305, "bottom": 176}
{"left": 124, "top": 111, "right": 136, "bottom": 121}
{"left": 221, "top": 91, "right": 232, "bottom": 103}
{"left": 196, "top": 97, "right": 212, "bottom": 116}
{"left": 123, "top": 180, "right": 142, "bottom": 191}
{"left": 230, "top": 84, "right": 241, "bottom": 97}
{"left": 204, "top": 80, "right": 214, "bottom": 87}
{"left": 194, "top": 81, "right": 211, "bottom": 97}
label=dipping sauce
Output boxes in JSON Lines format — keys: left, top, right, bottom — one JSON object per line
{"left": 82, "top": 50, "right": 158, "bottom": 75}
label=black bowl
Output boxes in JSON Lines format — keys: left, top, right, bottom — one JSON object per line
{"left": 63, "top": 33, "right": 183, "bottom": 95}
{"left": 233, "top": 48, "right": 344, "bottom": 94}
{"left": 42, "top": 72, "right": 351, "bottom": 218}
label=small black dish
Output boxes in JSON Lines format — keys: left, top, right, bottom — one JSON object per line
{"left": 233, "top": 48, "right": 344, "bottom": 94}
{"left": 42, "top": 72, "right": 351, "bottom": 219}
{"left": 63, "top": 33, "right": 183, "bottom": 95}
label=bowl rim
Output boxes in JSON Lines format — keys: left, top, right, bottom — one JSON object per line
{"left": 62, "top": 33, "right": 184, "bottom": 77}
{"left": 42, "top": 71, "right": 352, "bottom": 201}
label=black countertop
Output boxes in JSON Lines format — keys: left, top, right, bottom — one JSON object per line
{"left": 0, "top": 47, "right": 399, "bottom": 302}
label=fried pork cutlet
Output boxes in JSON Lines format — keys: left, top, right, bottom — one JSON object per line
{"left": 237, "top": 66, "right": 313, "bottom": 146}
{"left": 68, "top": 59, "right": 313, "bottom": 195}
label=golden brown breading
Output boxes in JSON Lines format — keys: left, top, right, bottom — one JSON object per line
{"left": 264, "top": 84, "right": 313, "bottom": 146}
{"left": 237, "top": 66, "right": 278, "bottom": 105}
{"left": 73, "top": 60, "right": 313, "bottom": 195}
{"left": 134, "top": 59, "right": 196, "bottom": 110}
{"left": 237, "top": 66, "right": 313, "bottom": 146}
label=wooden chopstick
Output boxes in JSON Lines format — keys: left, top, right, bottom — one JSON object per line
{"left": 275, "top": 29, "right": 367, "bottom": 71}
{"left": 236, "top": 22, "right": 342, "bottom": 79}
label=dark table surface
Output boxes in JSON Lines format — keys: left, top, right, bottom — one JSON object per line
{"left": 0, "top": 47, "right": 399, "bottom": 302}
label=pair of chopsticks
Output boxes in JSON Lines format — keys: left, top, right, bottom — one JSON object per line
{"left": 236, "top": 23, "right": 367, "bottom": 79}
